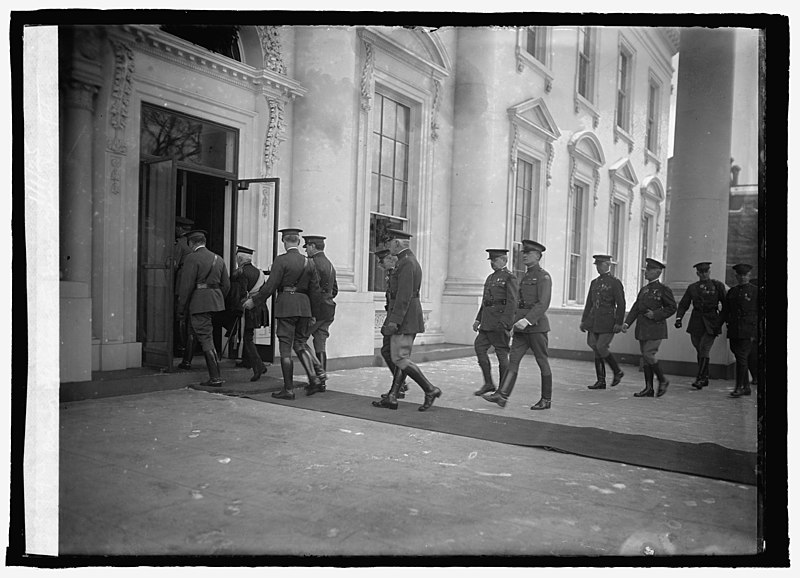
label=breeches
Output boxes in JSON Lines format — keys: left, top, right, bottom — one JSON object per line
{"left": 586, "top": 332, "right": 615, "bottom": 358}
{"left": 390, "top": 333, "right": 417, "bottom": 370}
{"left": 276, "top": 316, "right": 312, "bottom": 358}
{"left": 190, "top": 312, "right": 215, "bottom": 352}
{"left": 309, "top": 317, "right": 333, "bottom": 353}
{"left": 508, "top": 332, "right": 551, "bottom": 376}
{"left": 474, "top": 329, "right": 511, "bottom": 361}
{"left": 729, "top": 338, "right": 757, "bottom": 376}
{"left": 381, "top": 334, "right": 396, "bottom": 372}
{"left": 639, "top": 339, "right": 662, "bottom": 365}
{"left": 690, "top": 332, "right": 717, "bottom": 357}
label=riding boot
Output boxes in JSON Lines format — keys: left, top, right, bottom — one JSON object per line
{"left": 691, "top": 354, "right": 704, "bottom": 389}
{"left": 483, "top": 370, "right": 517, "bottom": 408}
{"left": 730, "top": 367, "right": 748, "bottom": 397}
{"left": 310, "top": 350, "right": 327, "bottom": 390}
{"left": 634, "top": 364, "right": 655, "bottom": 397}
{"left": 273, "top": 357, "right": 295, "bottom": 399}
{"left": 653, "top": 362, "right": 670, "bottom": 397}
{"left": 373, "top": 367, "right": 404, "bottom": 409}
{"left": 695, "top": 357, "right": 710, "bottom": 388}
{"left": 497, "top": 351, "right": 510, "bottom": 387}
{"left": 531, "top": 374, "right": 552, "bottom": 410}
{"left": 297, "top": 348, "right": 326, "bottom": 396}
{"left": 404, "top": 362, "right": 442, "bottom": 411}
{"left": 317, "top": 351, "right": 327, "bottom": 372}
{"left": 588, "top": 358, "right": 606, "bottom": 389}
{"left": 474, "top": 359, "right": 496, "bottom": 396}
{"left": 605, "top": 353, "right": 624, "bottom": 387}
{"left": 178, "top": 333, "right": 196, "bottom": 370}
{"left": 200, "top": 349, "right": 224, "bottom": 387}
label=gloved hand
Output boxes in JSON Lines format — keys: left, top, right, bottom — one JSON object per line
{"left": 674, "top": 318, "right": 683, "bottom": 329}
{"left": 513, "top": 318, "right": 532, "bottom": 331}
{"left": 381, "top": 322, "right": 398, "bottom": 336}
{"left": 472, "top": 320, "right": 480, "bottom": 332}
{"left": 242, "top": 298, "right": 254, "bottom": 311}
{"left": 579, "top": 322, "right": 587, "bottom": 332}
{"left": 613, "top": 324, "right": 623, "bottom": 334}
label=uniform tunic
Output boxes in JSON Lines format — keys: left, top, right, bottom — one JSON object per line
{"left": 384, "top": 249, "right": 425, "bottom": 369}
{"left": 308, "top": 251, "right": 338, "bottom": 353}
{"left": 474, "top": 267, "right": 519, "bottom": 365}
{"left": 177, "top": 245, "right": 231, "bottom": 352}
{"left": 380, "top": 266, "right": 398, "bottom": 373}
{"left": 624, "top": 280, "right": 676, "bottom": 364}
{"left": 676, "top": 278, "right": 727, "bottom": 357}
{"left": 723, "top": 282, "right": 758, "bottom": 380}
{"left": 508, "top": 264, "right": 552, "bottom": 375}
{"left": 581, "top": 272, "right": 625, "bottom": 357}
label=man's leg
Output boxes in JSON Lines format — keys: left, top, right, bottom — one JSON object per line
{"left": 473, "top": 331, "right": 496, "bottom": 396}
{"left": 192, "top": 312, "right": 223, "bottom": 386}
{"left": 380, "top": 334, "right": 407, "bottom": 399}
{"left": 587, "top": 332, "right": 606, "bottom": 389}
{"left": 634, "top": 340, "right": 657, "bottom": 397}
{"left": 242, "top": 324, "right": 267, "bottom": 381}
{"left": 484, "top": 333, "right": 527, "bottom": 407}
{"left": 273, "top": 318, "right": 297, "bottom": 400}
{"left": 391, "top": 333, "right": 442, "bottom": 412}
{"left": 294, "top": 317, "right": 326, "bottom": 395}
{"left": 489, "top": 329, "right": 511, "bottom": 386}
{"left": 530, "top": 333, "right": 552, "bottom": 409}
{"left": 311, "top": 319, "right": 332, "bottom": 371}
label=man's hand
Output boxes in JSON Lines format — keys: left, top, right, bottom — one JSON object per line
{"left": 513, "top": 318, "right": 532, "bottom": 331}
{"left": 381, "top": 322, "right": 398, "bottom": 336}
{"left": 579, "top": 322, "right": 587, "bottom": 333}
{"left": 621, "top": 322, "right": 629, "bottom": 333}
{"left": 644, "top": 310, "right": 655, "bottom": 320}
{"left": 613, "top": 324, "right": 623, "bottom": 334}
{"left": 242, "top": 298, "right": 255, "bottom": 311}
{"left": 674, "top": 318, "right": 683, "bottom": 329}
{"left": 472, "top": 320, "right": 480, "bottom": 332}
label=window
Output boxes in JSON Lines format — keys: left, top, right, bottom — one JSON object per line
{"left": 610, "top": 201, "right": 624, "bottom": 277}
{"left": 368, "top": 93, "right": 411, "bottom": 291}
{"left": 577, "top": 27, "right": 595, "bottom": 102}
{"left": 646, "top": 78, "right": 661, "bottom": 153}
{"left": 640, "top": 214, "right": 652, "bottom": 287}
{"left": 568, "top": 183, "right": 587, "bottom": 302}
{"left": 512, "top": 158, "right": 540, "bottom": 276}
{"left": 526, "top": 27, "right": 548, "bottom": 64}
{"left": 616, "top": 49, "right": 632, "bottom": 132}
{"left": 160, "top": 25, "right": 242, "bottom": 61}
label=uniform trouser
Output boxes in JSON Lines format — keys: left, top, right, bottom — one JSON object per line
{"left": 690, "top": 332, "right": 717, "bottom": 358}
{"left": 586, "top": 332, "right": 615, "bottom": 358}
{"left": 189, "top": 312, "right": 216, "bottom": 353}
{"left": 729, "top": 337, "right": 757, "bottom": 383}
{"left": 242, "top": 324, "right": 265, "bottom": 372}
{"left": 308, "top": 317, "right": 334, "bottom": 354}
{"left": 474, "top": 329, "right": 511, "bottom": 371}
{"left": 638, "top": 339, "right": 662, "bottom": 365}
{"left": 276, "top": 316, "right": 313, "bottom": 358}
{"left": 507, "top": 332, "right": 551, "bottom": 376}
{"left": 390, "top": 333, "right": 417, "bottom": 370}
{"left": 381, "top": 334, "right": 398, "bottom": 375}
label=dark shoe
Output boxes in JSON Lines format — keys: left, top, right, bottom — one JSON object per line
{"left": 305, "top": 379, "right": 326, "bottom": 396}
{"left": 588, "top": 358, "right": 606, "bottom": 389}
{"left": 483, "top": 370, "right": 518, "bottom": 408}
{"left": 609, "top": 371, "right": 624, "bottom": 387}
{"left": 483, "top": 391, "right": 508, "bottom": 407}
{"left": 530, "top": 398, "right": 551, "bottom": 410}
{"left": 201, "top": 349, "right": 224, "bottom": 386}
{"left": 372, "top": 396, "right": 398, "bottom": 409}
{"left": 587, "top": 380, "right": 606, "bottom": 390}
{"left": 375, "top": 367, "right": 404, "bottom": 409}
{"left": 474, "top": 383, "right": 496, "bottom": 396}
{"left": 272, "top": 389, "right": 295, "bottom": 400}
{"left": 634, "top": 364, "right": 654, "bottom": 397}
{"left": 200, "top": 378, "right": 225, "bottom": 387}
{"left": 634, "top": 387, "right": 654, "bottom": 397}
{"left": 656, "top": 380, "right": 670, "bottom": 397}
{"left": 178, "top": 361, "right": 192, "bottom": 370}
{"left": 250, "top": 365, "right": 267, "bottom": 382}
{"left": 419, "top": 387, "right": 442, "bottom": 411}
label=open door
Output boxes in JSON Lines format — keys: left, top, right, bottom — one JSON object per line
{"left": 137, "top": 158, "right": 178, "bottom": 370}
{"left": 233, "top": 177, "right": 280, "bottom": 362}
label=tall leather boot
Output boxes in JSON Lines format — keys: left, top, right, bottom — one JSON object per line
{"left": 317, "top": 351, "right": 327, "bottom": 372}
{"left": 200, "top": 349, "right": 224, "bottom": 387}
{"left": 694, "top": 357, "right": 710, "bottom": 389}
{"left": 178, "top": 332, "right": 196, "bottom": 370}
{"left": 497, "top": 350, "right": 509, "bottom": 388}
{"left": 634, "top": 364, "right": 655, "bottom": 397}
{"left": 297, "top": 348, "right": 326, "bottom": 396}
{"left": 373, "top": 367, "right": 404, "bottom": 409}
{"left": 690, "top": 355, "right": 703, "bottom": 389}
{"left": 588, "top": 358, "right": 606, "bottom": 389}
{"left": 404, "top": 362, "right": 442, "bottom": 411}
{"left": 273, "top": 357, "right": 295, "bottom": 399}
{"left": 381, "top": 370, "right": 408, "bottom": 399}
{"left": 730, "top": 367, "right": 748, "bottom": 397}
{"left": 531, "top": 374, "right": 552, "bottom": 410}
{"left": 653, "top": 362, "right": 670, "bottom": 397}
{"left": 310, "top": 349, "right": 327, "bottom": 390}
{"left": 474, "top": 359, "right": 496, "bottom": 396}
{"left": 483, "top": 370, "right": 516, "bottom": 408}
{"left": 605, "top": 353, "right": 624, "bottom": 387}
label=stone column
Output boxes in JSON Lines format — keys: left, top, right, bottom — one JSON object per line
{"left": 666, "top": 28, "right": 736, "bottom": 285}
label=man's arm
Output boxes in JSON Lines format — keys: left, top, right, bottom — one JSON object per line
{"left": 386, "top": 260, "right": 413, "bottom": 326}
{"left": 525, "top": 272, "right": 551, "bottom": 326}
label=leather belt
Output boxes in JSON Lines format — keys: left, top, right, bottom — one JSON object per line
{"left": 196, "top": 283, "right": 220, "bottom": 289}
{"left": 389, "top": 291, "right": 420, "bottom": 299}
{"left": 282, "top": 286, "right": 299, "bottom": 293}
{"left": 484, "top": 299, "right": 507, "bottom": 306}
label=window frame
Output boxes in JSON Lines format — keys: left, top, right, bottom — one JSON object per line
{"left": 644, "top": 70, "right": 665, "bottom": 168}
{"left": 516, "top": 27, "right": 554, "bottom": 91}
{"left": 511, "top": 154, "right": 543, "bottom": 277}
{"left": 613, "top": 33, "right": 637, "bottom": 153}
{"left": 567, "top": 179, "right": 590, "bottom": 304}
{"left": 573, "top": 26, "right": 600, "bottom": 125}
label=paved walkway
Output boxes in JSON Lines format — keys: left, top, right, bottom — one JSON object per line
{"left": 60, "top": 355, "right": 759, "bottom": 558}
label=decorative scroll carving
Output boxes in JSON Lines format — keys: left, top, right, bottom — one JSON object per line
{"left": 375, "top": 310, "right": 387, "bottom": 331}
{"left": 110, "top": 156, "right": 122, "bottom": 195}
{"left": 107, "top": 38, "right": 135, "bottom": 155}
{"left": 545, "top": 78, "right": 552, "bottom": 93}
{"left": 263, "top": 96, "right": 285, "bottom": 177}
{"left": 510, "top": 124, "right": 519, "bottom": 173}
{"left": 430, "top": 78, "right": 441, "bottom": 141}
{"left": 592, "top": 166, "right": 600, "bottom": 206}
{"left": 360, "top": 40, "right": 375, "bottom": 112}
{"left": 628, "top": 188, "right": 634, "bottom": 219}
{"left": 569, "top": 156, "right": 577, "bottom": 195}
{"left": 261, "top": 183, "right": 271, "bottom": 219}
{"left": 257, "top": 26, "right": 286, "bottom": 75}
{"left": 592, "top": 114, "right": 599, "bottom": 129}
{"left": 545, "top": 142, "right": 554, "bottom": 188}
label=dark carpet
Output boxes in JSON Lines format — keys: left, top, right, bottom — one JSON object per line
{"left": 235, "top": 386, "right": 756, "bottom": 486}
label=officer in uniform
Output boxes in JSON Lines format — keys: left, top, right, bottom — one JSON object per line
{"left": 581, "top": 254, "right": 626, "bottom": 390}
{"left": 472, "top": 248, "right": 519, "bottom": 396}
{"left": 231, "top": 245, "right": 269, "bottom": 382}
{"left": 373, "top": 229, "right": 441, "bottom": 411}
{"left": 303, "top": 235, "right": 338, "bottom": 372}
{"left": 176, "top": 230, "right": 231, "bottom": 386}
{"left": 722, "top": 263, "right": 758, "bottom": 397}
{"left": 243, "top": 228, "right": 326, "bottom": 399}
{"left": 484, "top": 240, "right": 553, "bottom": 410}
{"left": 173, "top": 216, "right": 194, "bottom": 357}
{"left": 375, "top": 248, "right": 408, "bottom": 400}
{"left": 674, "top": 261, "right": 727, "bottom": 390}
{"left": 622, "top": 258, "right": 677, "bottom": 398}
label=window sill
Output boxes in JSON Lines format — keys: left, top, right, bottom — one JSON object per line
{"left": 644, "top": 148, "right": 662, "bottom": 171}
{"left": 614, "top": 125, "right": 634, "bottom": 153}
{"left": 516, "top": 49, "right": 554, "bottom": 93}
{"left": 573, "top": 94, "right": 600, "bottom": 128}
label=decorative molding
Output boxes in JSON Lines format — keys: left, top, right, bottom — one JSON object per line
{"left": 263, "top": 96, "right": 286, "bottom": 177}
{"left": 592, "top": 166, "right": 600, "bottom": 207}
{"left": 261, "top": 183, "right": 271, "bottom": 219}
{"left": 569, "top": 156, "right": 577, "bottom": 196}
{"left": 430, "top": 77, "right": 442, "bottom": 141}
{"left": 256, "top": 25, "right": 287, "bottom": 75}
{"left": 360, "top": 39, "right": 375, "bottom": 112}
{"left": 109, "top": 155, "right": 122, "bottom": 195}
{"left": 374, "top": 310, "right": 387, "bottom": 331}
{"left": 546, "top": 141, "right": 554, "bottom": 188}
{"left": 358, "top": 27, "right": 450, "bottom": 81}
{"left": 510, "top": 124, "right": 519, "bottom": 173}
{"left": 107, "top": 38, "right": 134, "bottom": 156}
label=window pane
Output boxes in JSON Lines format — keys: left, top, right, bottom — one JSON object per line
{"left": 382, "top": 100, "right": 397, "bottom": 140}
{"left": 394, "top": 181, "right": 407, "bottom": 217}
{"left": 569, "top": 255, "right": 580, "bottom": 301}
{"left": 372, "top": 94, "right": 383, "bottom": 134}
{"left": 370, "top": 173, "right": 379, "bottom": 213}
{"left": 379, "top": 176, "right": 393, "bottom": 214}
{"left": 395, "top": 104, "right": 409, "bottom": 143}
{"left": 394, "top": 142, "right": 407, "bottom": 180}
{"left": 371, "top": 132, "right": 381, "bottom": 175}
{"left": 380, "top": 136, "right": 394, "bottom": 176}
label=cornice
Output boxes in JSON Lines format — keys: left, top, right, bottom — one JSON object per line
{"left": 358, "top": 28, "right": 450, "bottom": 81}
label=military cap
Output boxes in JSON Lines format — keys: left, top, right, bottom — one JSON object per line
{"left": 593, "top": 254, "right": 613, "bottom": 264}
{"left": 186, "top": 229, "right": 208, "bottom": 241}
{"left": 645, "top": 257, "right": 666, "bottom": 270}
{"left": 693, "top": 261, "right": 712, "bottom": 270}
{"left": 175, "top": 216, "right": 194, "bottom": 226}
{"left": 373, "top": 248, "right": 391, "bottom": 259}
{"left": 278, "top": 227, "right": 303, "bottom": 236}
{"left": 236, "top": 245, "right": 254, "bottom": 255}
{"left": 302, "top": 235, "right": 326, "bottom": 248}
{"left": 386, "top": 228, "right": 413, "bottom": 240}
{"left": 732, "top": 263, "right": 753, "bottom": 274}
{"left": 521, "top": 240, "right": 546, "bottom": 253}
{"left": 486, "top": 248, "right": 509, "bottom": 260}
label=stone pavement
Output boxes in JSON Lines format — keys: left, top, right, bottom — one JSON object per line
{"left": 59, "top": 355, "right": 759, "bottom": 559}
